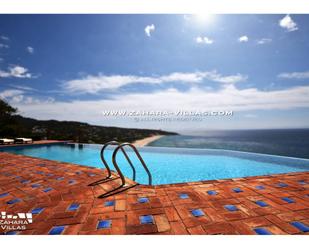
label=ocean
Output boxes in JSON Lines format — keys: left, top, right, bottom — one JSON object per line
{"left": 148, "top": 129, "right": 309, "bottom": 159}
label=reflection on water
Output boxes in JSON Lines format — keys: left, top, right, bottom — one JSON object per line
{"left": 148, "top": 129, "right": 309, "bottom": 159}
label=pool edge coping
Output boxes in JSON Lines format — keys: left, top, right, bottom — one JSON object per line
{"left": 1, "top": 151, "right": 308, "bottom": 188}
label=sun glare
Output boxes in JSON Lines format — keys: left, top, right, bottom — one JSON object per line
{"left": 194, "top": 13, "right": 215, "bottom": 25}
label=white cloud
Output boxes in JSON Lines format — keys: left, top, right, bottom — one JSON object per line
{"left": 63, "top": 71, "right": 247, "bottom": 93}
{"left": 1, "top": 35, "right": 9, "bottom": 41}
{"left": 0, "top": 70, "right": 10, "bottom": 78}
{"left": 278, "top": 71, "right": 309, "bottom": 79}
{"left": 144, "top": 24, "right": 155, "bottom": 37}
{"left": 64, "top": 75, "right": 161, "bottom": 93}
{"left": 158, "top": 72, "right": 203, "bottom": 83}
{"left": 13, "top": 85, "right": 309, "bottom": 129}
{"left": 0, "top": 65, "right": 33, "bottom": 78}
{"left": 257, "top": 38, "right": 272, "bottom": 45}
{"left": 10, "top": 85, "right": 37, "bottom": 91}
{"left": 9, "top": 66, "right": 32, "bottom": 78}
{"left": 0, "top": 43, "right": 9, "bottom": 49}
{"left": 207, "top": 73, "right": 247, "bottom": 84}
{"left": 0, "top": 89, "right": 24, "bottom": 99}
{"left": 23, "top": 96, "right": 55, "bottom": 105}
{"left": 238, "top": 36, "right": 249, "bottom": 43}
{"left": 196, "top": 36, "right": 213, "bottom": 44}
{"left": 27, "top": 46, "right": 34, "bottom": 54}
{"left": 279, "top": 15, "right": 298, "bottom": 32}
{"left": 0, "top": 89, "right": 54, "bottom": 105}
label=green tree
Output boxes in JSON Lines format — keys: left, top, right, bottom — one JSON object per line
{"left": 0, "top": 98, "right": 17, "bottom": 116}
{"left": 0, "top": 98, "right": 18, "bottom": 137}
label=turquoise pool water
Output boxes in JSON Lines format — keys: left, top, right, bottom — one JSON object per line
{"left": 1, "top": 143, "right": 308, "bottom": 185}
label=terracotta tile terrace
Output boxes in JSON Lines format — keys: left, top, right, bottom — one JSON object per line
{"left": 0, "top": 140, "right": 68, "bottom": 148}
{"left": 0, "top": 148, "right": 309, "bottom": 235}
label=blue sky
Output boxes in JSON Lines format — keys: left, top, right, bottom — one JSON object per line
{"left": 0, "top": 14, "right": 309, "bottom": 133}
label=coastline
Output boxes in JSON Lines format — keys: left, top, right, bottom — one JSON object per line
{"left": 132, "top": 135, "right": 164, "bottom": 147}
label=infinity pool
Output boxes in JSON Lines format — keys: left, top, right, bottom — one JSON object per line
{"left": 1, "top": 143, "right": 309, "bottom": 185}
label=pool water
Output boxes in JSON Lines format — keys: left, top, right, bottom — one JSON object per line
{"left": 1, "top": 144, "right": 309, "bottom": 185}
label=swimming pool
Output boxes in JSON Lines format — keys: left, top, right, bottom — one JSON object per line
{"left": 1, "top": 143, "right": 309, "bottom": 185}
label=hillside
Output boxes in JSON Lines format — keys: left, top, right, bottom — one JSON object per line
{"left": 0, "top": 99, "right": 177, "bottom": 143}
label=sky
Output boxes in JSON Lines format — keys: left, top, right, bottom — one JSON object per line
{"left": 0, "top": 14, "right": 309, "bottom": 134}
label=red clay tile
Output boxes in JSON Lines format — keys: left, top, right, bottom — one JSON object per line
{"left": 0, "top": 151, "right": 308, "bottom": 235}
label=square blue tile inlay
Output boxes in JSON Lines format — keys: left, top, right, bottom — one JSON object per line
{"left": 31, "top": 184, "right": 40, "bottom": 188}
{"left": 5, "top": 231, "right": 18, "bottom": 235}
{"left": 207, "top": 190, "right": 217, "bottom": 196}
{"left": 20, "top": 179, "right": 30, "bottom": 184}
{"left": 68, "top": 203, "right": 80, "bottom": 211}
{"left": 139, "top": 215, "right": 154, "bottom": 224}
{"left": 7, "top": 198, "right": 21, "bottom": 205}
{"left": 224, "top": 205, "right": 239, "bottom": 212}
{"left": 254, "top": 227, "right": 272, "bottom": 235}
{"left": 97, "top": 220, "right": 112, "bottom": 229}
{"left": 290, "top": 221, "right": 309, "bottom": 232}
{"left": 233, "top": 188, "right": 243, "bottom": 193}
{"left": 138, "top": 197, "right": 149, "bottom": 203}
{"left": 277, "top": 183, "right": 288, "bottom": 187}
{"left": 191, "top": 209, "right": 205, "bottom": 217}
{"left": 48, "top": 226, "right": 65, "bottom": 235}
{"left": 104, "top": 200, "right": 115, "bottom": 207}
{"left": 282, "top": 197, "right": 295, "bottom": 204}
{"left": 298, "top": 180, "right": 307, "bottom": 185}
{"left": 56, "top": 177, "right": 64, "bottom": 181}
{"left": 255, "top": 185, "right": 265, "bottom": 190}
{"left": 255, "top": 200, "right": 268, "bottom": 207}
{"left": 43, "top": 187, "right": 53, "bottom": 193}
{"left": 0, "top": 192, "right": 9, "bottom": 198}
{"left": 68, "top": 180, "right": 76, "bottom": 185}
{"left": 179, "top": 193, "right": 189, "bottom": 199}
{"left": 32, "top": 207, "right": 44, "bottom": 215}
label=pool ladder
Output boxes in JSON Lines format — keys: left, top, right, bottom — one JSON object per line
{"left": 100, "top": 141, "right": 152, "bottom": 188}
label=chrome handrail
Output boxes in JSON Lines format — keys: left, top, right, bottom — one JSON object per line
{"left": 112, "top": 143, "right": 152, "bottom": 186}
{"left": 100, "top": 141, "right": 136, "bottom": 180}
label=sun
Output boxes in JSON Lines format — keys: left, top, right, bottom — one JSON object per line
{"left": 194, "top": 13, "right": 215, "bottom": 25}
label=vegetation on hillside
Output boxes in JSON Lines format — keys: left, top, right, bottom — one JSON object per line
{"left": 0, "top": 99, "right": 177, "bottom": 143}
